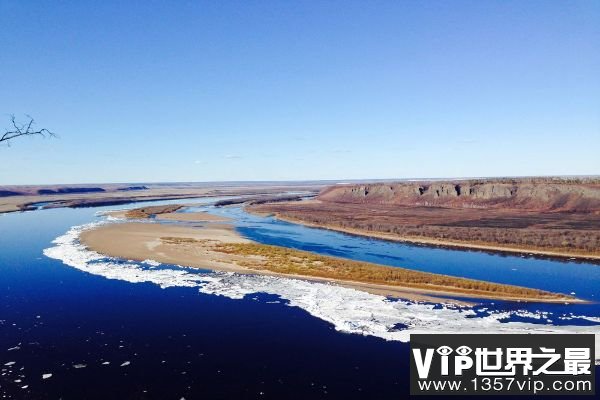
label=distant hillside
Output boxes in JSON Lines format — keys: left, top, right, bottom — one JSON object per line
{"left": 318, "top": 179, "right": 600, "bottom": 213}
{"left": 0, "top": 185, "right": 149, "bottom": 197}
{"left": 37, "top": 187, "right": 106, "bottom": 195}
{"left": 0, "top": 190, "right": 22, "bottom": 197}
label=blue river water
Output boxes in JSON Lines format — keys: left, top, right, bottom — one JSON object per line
{"left": 1, "top": 198, "right": 599, "bottom": 399}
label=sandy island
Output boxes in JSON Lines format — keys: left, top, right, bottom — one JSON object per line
{"left": 108, "top": 204, "right": 228, "bottom": 222}
{"left": 79, "top": 206, "right": 580, "bottom": 305}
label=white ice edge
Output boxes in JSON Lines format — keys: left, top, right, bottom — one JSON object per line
{"left": 43, "top": 221, "right": 600, "bottom": 362}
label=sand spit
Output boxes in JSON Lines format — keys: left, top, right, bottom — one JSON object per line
{"left": 78, "top": 213, "right": 576, "bottom": 304}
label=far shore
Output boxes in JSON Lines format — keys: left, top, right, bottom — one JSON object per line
{"left": 0, "top": 183, "right": 322, "bottom": 214}
{"left": 78, "top": 207, "right": 582, "bottom": 305}
{"left": 255, "top": 212, "right": 600, "bottom": 261}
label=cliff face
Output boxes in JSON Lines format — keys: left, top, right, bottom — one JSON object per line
{"left": 318, "top": 180, "right": 600, "bottom": 212}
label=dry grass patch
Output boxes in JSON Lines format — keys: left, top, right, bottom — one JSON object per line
{"left": 211, "top": 242, "right": 572, "bottom": 301}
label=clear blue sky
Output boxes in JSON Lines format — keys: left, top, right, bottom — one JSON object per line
{"left": 1, "top": 1, "right": 598, "bottom": 184}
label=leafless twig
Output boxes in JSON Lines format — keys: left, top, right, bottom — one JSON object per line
{"left": 1, "top": 114, "right": 56, "bottom": 146}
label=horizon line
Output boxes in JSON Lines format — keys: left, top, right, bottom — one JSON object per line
{"left": 2, "top": 174, "right": 600, "bottom": 188}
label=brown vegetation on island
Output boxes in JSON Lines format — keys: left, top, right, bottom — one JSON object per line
{"left": 159, "top": 237, "right": 573, "bottom": 301}
{"left": 124, "top": 204, "right": 184, "bottom": 219}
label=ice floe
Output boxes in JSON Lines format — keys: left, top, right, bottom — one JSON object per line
{"left": 44, "top": 221, "right": 600, "bottom": 362}
{"left": 142, "top": 259, "right": 161, "bottom": 267}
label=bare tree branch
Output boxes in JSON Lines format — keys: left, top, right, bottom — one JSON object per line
{"left": 1, "top": 114, "right": 56, "bottom": 146}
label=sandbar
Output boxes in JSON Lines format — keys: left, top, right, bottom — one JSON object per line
{"left": 79, "top": 217, "right": 578, "bottom": 304}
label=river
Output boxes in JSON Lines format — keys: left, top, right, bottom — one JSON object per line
{"left": 1, "top": 197, "right": 599, "bottom": 399}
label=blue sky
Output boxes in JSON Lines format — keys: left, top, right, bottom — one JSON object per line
{"left": 1, "top": 1, "right": 598, "bottom": 184}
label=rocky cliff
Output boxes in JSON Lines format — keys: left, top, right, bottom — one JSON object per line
{"left": 318, "top": 179, "right": 600, "bottom": 212}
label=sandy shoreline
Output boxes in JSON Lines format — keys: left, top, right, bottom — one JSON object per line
{"left": 80, "top": 221, "right": 251, "bottom": 272}
{"left": 262, "top": 213, "right": 600, "bottom": 261}
{"left": 78, "top": 208, "right": 580, "bottom": 304}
